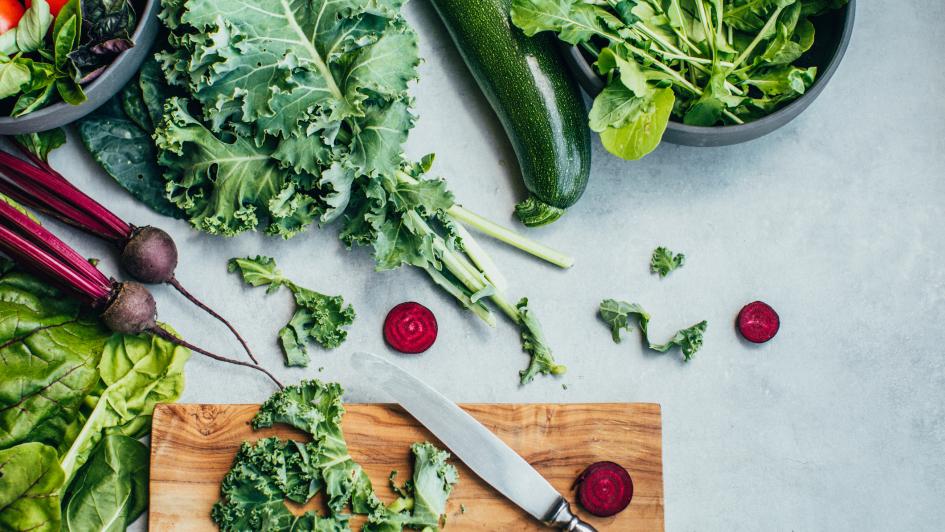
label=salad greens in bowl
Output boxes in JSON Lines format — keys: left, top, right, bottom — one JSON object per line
{"left": 512, "top": 0, "right": 855, "bottom": 155}
{"left": 0, "top": 0, "right": 157, "bottom": 134}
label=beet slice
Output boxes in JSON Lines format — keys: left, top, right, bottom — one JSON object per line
{"left": 574, "top": 461, "right": 633, "bottom": 517}
{"left": 384, "top": 302, "right": 438, "bottom": 354}
{"left": 737, "top": 301, "right": 780, "bottom": 343}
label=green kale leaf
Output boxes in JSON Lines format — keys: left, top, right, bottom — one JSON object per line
{"left": 650, "top": 246, "right": 686, "bottom": 277}
{"left": 229, "top": 256, "right": 355, "bottom": 366}
{"left": 599, "top": 298, "right": 707, "bottom": 361}
{"left": 517, "top": 298, "right": 567, "bottom": 384}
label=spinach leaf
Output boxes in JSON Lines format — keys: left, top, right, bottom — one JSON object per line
{"left": 61, "top": 434, "right": 148, "bottom": 532}
{"left": 0, "top": 442, "right": 65, "bottom": 532}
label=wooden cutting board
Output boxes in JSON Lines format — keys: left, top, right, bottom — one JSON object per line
{"left": 149, "top": 403, "right": 664, "bottom": 531}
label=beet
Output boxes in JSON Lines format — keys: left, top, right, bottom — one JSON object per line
{"left": 120, "top": 226, "right": 179, "bottom": 283}
{"left": 737, "top": 301, "right": 780, "bottom": 343}
{"left": 101, "top": 282, "right": 158, "bottom": 334}
{"left": 574, "top": 461, "right": 633, "bottom": 517}
{"left": 384, "top": 302, "right": 438, "bottom": 354}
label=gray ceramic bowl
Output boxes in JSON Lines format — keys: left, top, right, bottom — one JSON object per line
{"left": 560, "top": 1, "right": 856, "bottom": 147}
{"left": 0, "top": 0, "right": 159, "bottom": 135}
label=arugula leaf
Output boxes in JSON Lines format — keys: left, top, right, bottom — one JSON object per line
{"left": 229, "top": 256, "right": 355, "bottom": 366}
{"left": 599, "top": 298, "right": 707, "bottom": 360}
{"left": 650, "top": 246, "right": 686, "bottom": 277}
{"left": 0, "top": 442, "right": 65, "bottom": 532}
{"left": 61, "top": 434, "right": 149, "bottom": 532}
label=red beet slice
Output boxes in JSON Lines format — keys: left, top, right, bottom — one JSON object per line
{"left": 574, "top": 461, "right": 633, "bottom": 517}
{"left": 737, "top": 301, "right": 780, "bottom": 343}
{"left": 384, "top": 302, "right": 438, "bottom": 354}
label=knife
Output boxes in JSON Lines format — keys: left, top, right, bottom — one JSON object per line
{"left": 351, "top": 352, "right": 596, "bottom": 531}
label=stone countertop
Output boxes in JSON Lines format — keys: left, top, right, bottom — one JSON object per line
{"left": 43, "top": 1, "right": 944, "bottom": 530}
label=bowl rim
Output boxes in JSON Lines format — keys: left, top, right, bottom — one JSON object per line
{"left": 0, "top": 0, "right": 158, "bottom": 126}
{"left": 563, "top": 0, "right": 856, "bottom": 134}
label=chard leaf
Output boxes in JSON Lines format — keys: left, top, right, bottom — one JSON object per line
{"left": 0, "top": 267, "right": 111, "bottom": 453}
{"left": 0, "top": 443, "right": 64, "bottom": 532}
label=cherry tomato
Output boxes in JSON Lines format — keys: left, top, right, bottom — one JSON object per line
{"left": 0, "top": 0, "right": 25, "bottom": 34}
{"left": 24, "top": 0, "right": 69, "bottom": 17}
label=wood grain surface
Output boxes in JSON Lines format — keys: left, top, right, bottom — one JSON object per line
{"left": 149, "top": 403, "right": 663, "bottom": 531}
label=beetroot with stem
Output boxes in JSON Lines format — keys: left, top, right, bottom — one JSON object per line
{"left": 0, "top": 146, "right": 259, "bottom": 364}
{"left": 737, "top": 301, "right": 780, "bottom": 343}
{"left": 384, "top": 302, "right": 438, "bottom": 354}
{"left": 574, "top": 461, "right": 634, "bottom": 517}
{"left": 0, "top": 199, "right": 283, "bottom": 389}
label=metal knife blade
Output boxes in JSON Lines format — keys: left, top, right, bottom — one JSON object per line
{"left": 351, "top": 352, "right": 595, "bottom": 531}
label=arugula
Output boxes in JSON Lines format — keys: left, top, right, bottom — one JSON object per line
{"left": 215, "top": 380, "right": 459, "bottom": 531}
{"left": 229, "top": 256, "right": 355, "bottom": 366}
{"left": 650, "top": 247, "right": 685, "bottom": 277}
{"left": 511, "top": 0, "right": 849, "bottom": 159}
{"left": 599, "top": 298, "right": 707, "bottom": 361}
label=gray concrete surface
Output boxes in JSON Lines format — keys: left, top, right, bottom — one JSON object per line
{"left": 45, "top": 1, "right": 943, "bottom": 530}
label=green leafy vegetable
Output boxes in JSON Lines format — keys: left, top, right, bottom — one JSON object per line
{"left": 229, "top": 256, "right": 355, "bottom": 366}
{"left": 61, "top": 434, "right": 149, "bottom": 532}
{"left": 517, "top": 298, "right": 567, "bottom": 384}
{"left": 14, "top": 128, "right": 67, "bottom": 162}
{"left": 599, "top": 298, "right": 707, "bottom": 361}
{"left": 0, "top": 442, "right": 65, "bottom": 532}
{"left": 215, "top": 380, "right": 459, "bottom": 531}
{"left": 0, "top": 260, "right": 189, "bottom": 532}
{"left": 511, "top": 0, "right": 849, "bottom": 159}
{"left": 650, "top": 247, "right": 685, "bottom": 277}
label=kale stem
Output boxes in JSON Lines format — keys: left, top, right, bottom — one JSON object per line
{"left": 423, "top": 266, "right": 495, "bottom": 326}
{"left": 447, "top": 206, "right": 574, "bottom": 269}
{"left": 452, "top": 222, "right": 508, "bottom": 293}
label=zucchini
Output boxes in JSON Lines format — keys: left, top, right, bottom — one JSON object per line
{"left": 430, "top": 0, "right": 591, "bottom": 227}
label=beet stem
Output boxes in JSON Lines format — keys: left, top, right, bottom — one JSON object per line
{"left": 167, "top": 276, "right": 260, "bottom": 364}
{"left": 148, "top": 327, "right": 283, "bottom": 389}
{"left": 0, "top": 150, "right": 131, "bottom": 240}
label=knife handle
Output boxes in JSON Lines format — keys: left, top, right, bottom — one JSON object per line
{"left": 545, "top": 498, "right": 597, "bottom": 532}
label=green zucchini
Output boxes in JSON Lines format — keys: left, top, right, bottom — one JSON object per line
{"left": 430, "top": 0, "right": 591, "bottom": 227}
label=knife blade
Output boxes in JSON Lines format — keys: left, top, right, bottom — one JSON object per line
{"left": 350, "top": 352, "right": 596, "bottom": 531}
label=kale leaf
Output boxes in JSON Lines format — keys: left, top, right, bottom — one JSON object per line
{"left": 229, "top": 256, "right": 355, "bottom": 366}
{"left": 650, "top": 246, "right": 686, "bottom": 278}
{"left": 599, "top": 298, "right": 707, "bottom": 361}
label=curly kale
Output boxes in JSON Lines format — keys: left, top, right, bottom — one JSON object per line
{"left": 214, "top": 381, "right": 458, "bottom": 532}
{"left": 229, "top": 256, "right": 355, "bottom": 367}
{"left": 650, "top": 247, "right": 685, "bottom": 278}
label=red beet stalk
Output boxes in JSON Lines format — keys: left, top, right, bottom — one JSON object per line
{"left": 383, "top": 302, "right": 438, "bottom": 354}
{"left": 0, "top": 199, "right": 282, "bottom": 388}
{"left": 0, "top": 147, "right": 259, "bottom": 364}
